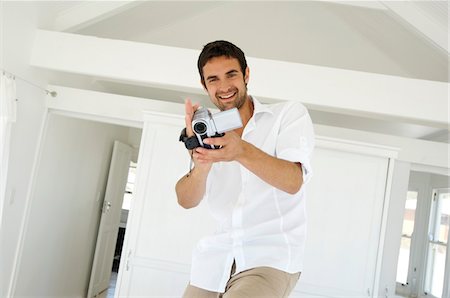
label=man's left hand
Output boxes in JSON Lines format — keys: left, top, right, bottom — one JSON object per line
{"left": 194, "top": 131, "right": 246, "bottom": 163}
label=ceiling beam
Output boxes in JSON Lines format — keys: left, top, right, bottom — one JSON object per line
{"left": 31, "top": 30, "right": 449, "bottom": 128}
{"left": 380, "top": 1, "right": 448, "bottom": 53}
{"left": 46, "top": 85, "right": 449, "bottom": 170}
{"left": 53, "top": 1, "right": 141, "bottom": 32}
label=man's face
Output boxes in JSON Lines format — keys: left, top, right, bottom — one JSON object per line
{"left": 202, "top": 56, "right": 249, "bottom": 111}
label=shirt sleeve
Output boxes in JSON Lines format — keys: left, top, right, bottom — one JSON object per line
{"left": 276, "top": 101, "right": 315, "bottom": 186}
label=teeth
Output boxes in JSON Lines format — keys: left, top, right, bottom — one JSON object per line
{"left": 219, "top": 92, "right": 235, "bottom": 99}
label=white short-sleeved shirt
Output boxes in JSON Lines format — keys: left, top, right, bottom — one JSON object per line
{"left": 190, "top": 97, "right": 315, "bottom": 293}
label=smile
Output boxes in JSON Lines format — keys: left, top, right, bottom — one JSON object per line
{"left": 218, "top": 92, "right": 237, "bottom": 100}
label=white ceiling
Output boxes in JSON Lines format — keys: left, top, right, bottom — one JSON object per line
{"left": 31, "top": 0, "right": 449, "bottom": 142}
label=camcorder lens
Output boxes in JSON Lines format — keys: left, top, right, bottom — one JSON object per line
{"left": 193, "top": 122, "right": 207, "bottom": 134}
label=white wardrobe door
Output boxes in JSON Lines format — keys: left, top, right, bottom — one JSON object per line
{"left": 116, "top": 120, "right": 216, "bottom": 297}
{"left": 294, "top": 147, "right": 389, "bottom": 297}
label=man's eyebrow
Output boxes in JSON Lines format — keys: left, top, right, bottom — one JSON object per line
{"left": 226, "top": 70, "right": 239, "bottom": 75}
{"left": 206, "top": 70, "right": 239, "bottom": 81}
{"left": 206, "top": 75, "right": 218, "bottom": 81}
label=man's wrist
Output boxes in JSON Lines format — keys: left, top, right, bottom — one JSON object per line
{"left": 236, "top": 140, "right": 253, "bottom": 164}
{"left": 188, "top": 166, "right": 210, "bottom": 181}
{"left": 179, "top": 127, "right": 200, "bottom": 150}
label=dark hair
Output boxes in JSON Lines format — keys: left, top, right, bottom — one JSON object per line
{"left": 197, "top": 40, "right": 247, "bottom": 86}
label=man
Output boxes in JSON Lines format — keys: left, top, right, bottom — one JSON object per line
{"left": 176, "top": 40, "right": 315, "bottom": 298}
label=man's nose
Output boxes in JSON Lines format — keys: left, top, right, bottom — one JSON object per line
{"left": 218, "top": 79, "right": 232, "bottom": 92}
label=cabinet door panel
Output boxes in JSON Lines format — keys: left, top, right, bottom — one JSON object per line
{"left": 134, "top": 125, "right": 215, "bottom": 262}
{"left": 294, "top": 147, "right": 388, "bottom": 297}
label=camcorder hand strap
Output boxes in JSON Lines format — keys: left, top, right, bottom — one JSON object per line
{"left": 179, "top": 128, "right": 199, "bottom": 177}
{"left": 179, "top": 128, "right": 201, "bottom": 150}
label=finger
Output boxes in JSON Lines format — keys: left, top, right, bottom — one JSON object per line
{"left": 193, "top": 151, "right": 210, "bottom": 163}
{"left": 192, "top": 103, "right": 200, "bottom": 112}
{"left": 185, "top": 98, "right": 194, "bottom": 136}
{"left": 203, "top": 137, "right": 224, "bottom": 147}
{"left": 196, "top": 147, "right": 223, "bottom": 161}
{"left": 192, "top": 151, "right": 201, "bottom": 161}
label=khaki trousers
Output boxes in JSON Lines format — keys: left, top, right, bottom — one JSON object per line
{"left": 183, "top": 263, "right": 300, "bottom": 298}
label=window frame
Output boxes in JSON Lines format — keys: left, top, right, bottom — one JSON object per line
{"left": 396, "top": 186, "right": 450, "bottom": 298}
{"left": 423, "top": 189, "right": 449, "bottom": 298}
{"left": 396, "top": 191, "right": 418, "bottom": 288}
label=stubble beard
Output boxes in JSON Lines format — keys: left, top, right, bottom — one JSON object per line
{"left": 216, "top": 86, "right": 248, "bottom": 111}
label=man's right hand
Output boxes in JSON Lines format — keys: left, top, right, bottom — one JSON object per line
{"left": 184, "top": 99, "right": 213, "bottom": 171}
{"left": 175, "top": 99, "right": 213, "bottom": 209}
{"left": 184, "top": 98, "right": 198, "bottom": 138}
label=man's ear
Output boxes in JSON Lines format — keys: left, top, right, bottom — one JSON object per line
{"left": 244, "top": 67, "right": 250, "bottom": 84}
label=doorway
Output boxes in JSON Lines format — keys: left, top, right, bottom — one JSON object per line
{"left": 100, "top": 162, "right": 137, "bottom": 298}
{"left": 13, "top": 114, "right": 142, "bottom": 297}
{"left": 88, "top": 143, "right": 140, "bottom": 298}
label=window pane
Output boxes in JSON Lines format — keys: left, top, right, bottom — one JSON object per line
{"left": 403, "top": 191, "right": 418, "bottom": 236}
{"left": 437, "top": 193, "right": 449, "bottom": 244}
{"left": 425, "top": 190, "right": 449, "bottom": 298}
{"left": 122, "top": 192, "right": 133, "bottom": 211}
{"left": 396, "top": 191, "right": 418, "bottom": 285}
{"left": 396, "top": 237, "right": 411, "bottom": 285}
{"left": 122, "top": 164, "right": 136, "bottom": 211}
{"left": 425, "top": 243, "right": 446, "bottom": 298}
{"left": 125, "top": 166, "right": 136, "bottom": 193}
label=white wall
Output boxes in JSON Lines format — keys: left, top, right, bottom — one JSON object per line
{"left": 0, "top": 3, "right": 50, "bottom": 296}
{"left": 13, "top": 113, "right": 132, "bottom": 297}
{"left": 0, "top": 80, "right": 47, "bottom": 297}
{"left": 127, "top": 127, "right": 142, "bottom": 163}
{"left": 430, "top": 172, "right": 450, "bottom": 188}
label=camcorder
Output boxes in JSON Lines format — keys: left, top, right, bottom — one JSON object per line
{"left": 180, "top": 107, "right": 243, "bottom": 150}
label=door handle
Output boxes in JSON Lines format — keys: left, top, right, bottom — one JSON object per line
{"left": 103, "top": 201, "right": 112, "bottom": 213}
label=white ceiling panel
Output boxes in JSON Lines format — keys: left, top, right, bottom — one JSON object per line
{"left": 29, "top": 0, "right": 449, "bottom": 142}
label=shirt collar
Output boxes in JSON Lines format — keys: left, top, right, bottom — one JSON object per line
{"left": 242, "top": 97, "right": 273, "bottom": 138}
{"left": 250, "top": 96, "right": 273, "bottom": 116}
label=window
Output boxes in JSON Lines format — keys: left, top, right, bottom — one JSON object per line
{"left": 122, "top": 162, "right": 137, "bottom": 211}
{"left": 424, "top": 190, "right": 449, "bottom": 297}
{"left": 397, "top": 191, "right": 418, "bottom": 285}
{"left": 396, "top": 170, "right": 450, "bottom": 298}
